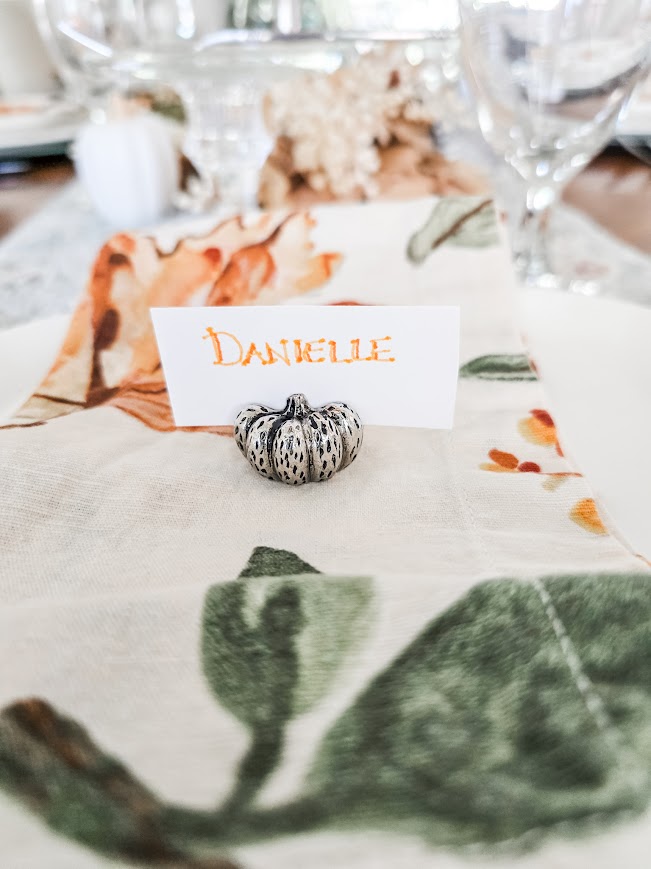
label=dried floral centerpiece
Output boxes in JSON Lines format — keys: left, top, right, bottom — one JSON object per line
{"left": 258, "top": 51, "right": 488, "bottom": 208}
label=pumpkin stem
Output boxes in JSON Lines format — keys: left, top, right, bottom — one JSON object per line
{"left": 284, "top": 393, "right": 311, "bottom": 419}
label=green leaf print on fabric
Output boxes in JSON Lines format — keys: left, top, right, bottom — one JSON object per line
{"left": 308, "top": 574, "right": 651, "bottom": 845}
{"left": 201, "top": 547, "right": 374, "bottom": 812}
{"left": 237, "top": 545, "right": 320, "bottom": 579}
{"left": 460, "top": 354, "right": 537, "bottom": 381}
{"left": 407, "top": 197, "right": 498, "bottom": 264}
{"left": 0, "top": 698, "right": 238, "bottom": 869}
{"left": 2, "top": 568, "right": 651, "bottom": 865}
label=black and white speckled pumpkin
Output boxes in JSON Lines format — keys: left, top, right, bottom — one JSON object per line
{"left": 235, "top": 393, "right": 363, "bottom": 485}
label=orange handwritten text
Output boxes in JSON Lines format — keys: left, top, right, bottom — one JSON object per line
{"left": 203, "top": 328, "right": 396, "bottom": 367}
{"left": 365, "top": 336, "right": 395, "bottom": 362}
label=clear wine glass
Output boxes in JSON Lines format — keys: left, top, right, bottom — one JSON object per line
{"left": 34, "top": 0, "right": 461, "bottom": 211}
{"left": 458, "top": 0, "right": 651, "bottom": 291}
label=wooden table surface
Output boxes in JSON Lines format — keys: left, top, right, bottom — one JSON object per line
{"left": 0, "top": 157, "right": 74, "bottom": 240}
{"left": 1, "top": 150, "right": 650, "bottom": 253}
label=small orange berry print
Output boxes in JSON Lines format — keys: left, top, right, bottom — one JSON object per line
{"left": 518, "top": 461, "right": 541, "bottom": 473}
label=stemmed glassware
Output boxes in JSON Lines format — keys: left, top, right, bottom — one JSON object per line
{"left": 32, "top": 0, "right": 461, "bottom": 211}
{"left": 458, "top": 0, "right": 651, "bottom": 291}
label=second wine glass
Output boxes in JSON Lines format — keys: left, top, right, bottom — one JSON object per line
{"left": 459, "top": 0, "right": 650, "bottom": 291}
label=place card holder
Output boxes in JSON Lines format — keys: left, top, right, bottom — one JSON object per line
{"left": 234, "top": 394, "right": 363, "bottom": 486}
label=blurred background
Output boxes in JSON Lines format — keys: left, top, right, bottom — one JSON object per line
{"left": 0, "top": 0, "right": 650, "bottom": 289}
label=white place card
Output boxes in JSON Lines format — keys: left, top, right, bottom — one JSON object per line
{"left": 151, "top": 305, "right": 460, "bottom": 428}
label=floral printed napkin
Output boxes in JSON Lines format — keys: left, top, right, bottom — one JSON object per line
{"left": 0, "top": 196, "right": 649, "bottom": 869}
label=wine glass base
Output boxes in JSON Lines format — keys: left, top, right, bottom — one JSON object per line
{"left": 515, "top": 266, "right": 602, "bottom": 296}
{"left": 510, "top": 203, "right": 634, "bottom": 299}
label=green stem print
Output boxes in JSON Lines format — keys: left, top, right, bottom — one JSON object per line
{"left": 0, "top": 698, "right": 238, "bottom": 869}
{"left": 219, "top": 725, "right": 285, "bottom": 818}
{"left": 1, "top": 555, "right": 650, "bottom": 867}
{"left": 460, "top": 354, "right": 537, "bottom": 381}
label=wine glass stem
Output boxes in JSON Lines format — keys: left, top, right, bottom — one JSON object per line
{"left": 513, "top": 186, "right": 556, "bottom": 285}
{"left": 176, "top": 77, "right": 270, "bottom": 212}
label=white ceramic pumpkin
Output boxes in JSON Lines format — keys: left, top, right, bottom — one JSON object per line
{"left": 74, "top": 112, "right": 180, "bottom": 228}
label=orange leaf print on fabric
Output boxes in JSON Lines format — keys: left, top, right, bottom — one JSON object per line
{"left": 480, "top": 449, "right": 520, "bottom": 472}
{"left": 294, "top": 252, "right": 341, "bottom": 293}
{"left": 207, "top": 212, "right": 342, "bottom": 306}
{"left": 108, "top": 374, "right": 232, "bottom": 436}
{"left": 570, "top": 498, "right": 608, "bottom": 535}
{"left": 482, "top": 409, "right": 577, "bottom": 483}
{"left": 480, "top": 447, "right": 579, "bottom": 484}
{"left": 489, "top": 449, "right": 519, "bottom": 470}
{"left": 481, "top": 449, "right": 542, "bottom": 474}
{"left": 518, "top": 408, "right": 562, "bottom": 453}
{"left": 35, "top": 241, "right": 135, "bottom": 408}
{"left": 207, "top": 244, "right": 276, "bottom": 306}
{"left": 4, "top": 211, "right": 341, "bottom": 433}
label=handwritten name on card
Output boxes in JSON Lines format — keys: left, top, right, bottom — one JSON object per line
{"left": 151, "top": 306, "right": 460, "bottom": 428}
{"left": 203, "top": 329, "right": 396, "bottom": 367}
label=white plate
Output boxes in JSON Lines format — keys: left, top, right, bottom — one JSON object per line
{"left": 520, "top": 290, "right": 651, "bottom": 561}
{"left": 0, "top": 95, "right": 72, "bottom": 131}
{"left": 1, "top": 293, "right": 651, "bottom": 560}
{"left": 0, "top": 103, "right": 85, "bottom": 160}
